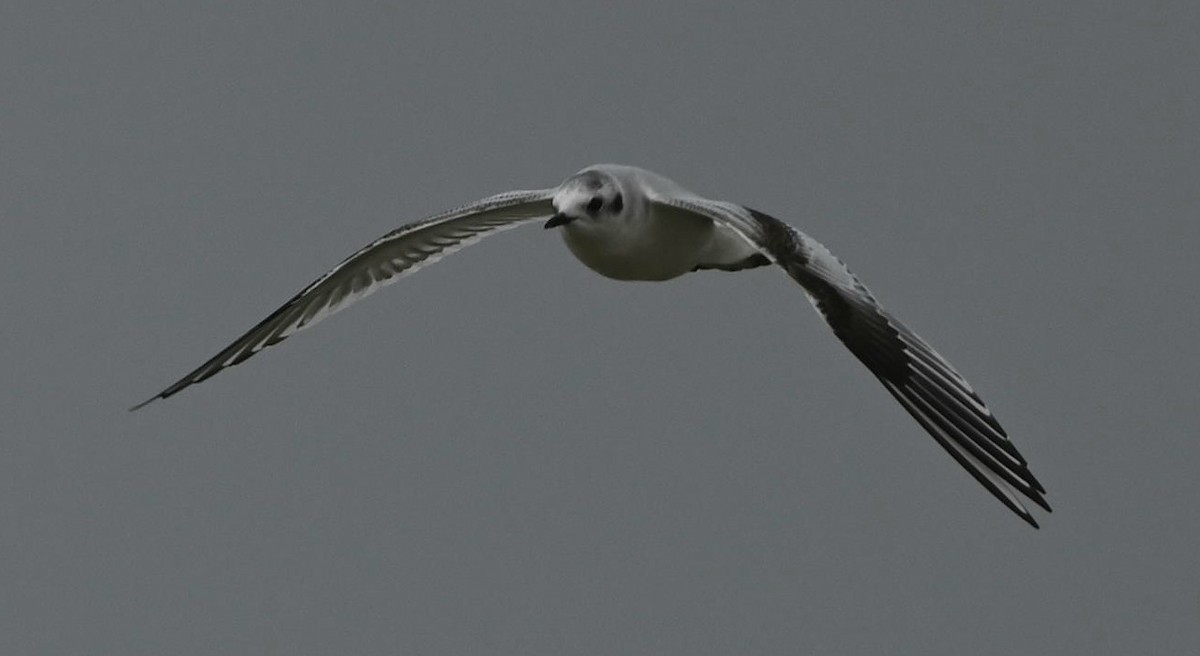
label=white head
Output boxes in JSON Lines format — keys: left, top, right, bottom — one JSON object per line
{"left": 544, "top": 167, "right": 632, "bottom": 230}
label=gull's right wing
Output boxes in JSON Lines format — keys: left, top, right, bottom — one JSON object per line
{"left": 132, "top": 189, "right": 555, "bottom": 410}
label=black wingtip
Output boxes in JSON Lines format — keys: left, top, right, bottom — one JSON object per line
{"left": 128, "top": 395, "right": 160, "bottom": 412}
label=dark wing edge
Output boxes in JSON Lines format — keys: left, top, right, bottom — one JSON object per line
{"left": 658, "top": 198, "right": 1050, "bottom": 527}
{"left": 131, "top": 190, "right": 555, "bottom": 410}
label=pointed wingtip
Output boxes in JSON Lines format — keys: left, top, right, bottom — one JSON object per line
{"left": 128, "top": 396, "right": 159, "bottom": 412}
{"left": 1014, "top": 497, "right": 1051, "bottom": 528}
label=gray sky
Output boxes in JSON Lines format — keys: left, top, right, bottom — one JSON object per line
{"left": 3, "top": 1, "right": 1198, "bottom": 654}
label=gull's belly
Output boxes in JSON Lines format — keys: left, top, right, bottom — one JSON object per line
{"left": 560, "top": 215, "right": 713, "bottom": 281}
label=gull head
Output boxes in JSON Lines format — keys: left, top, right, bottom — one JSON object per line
{"left": 545, "top": 168, "right": 628, "bottom": 229}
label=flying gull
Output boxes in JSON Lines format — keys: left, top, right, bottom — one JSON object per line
{"left": 133, "top": 164, "right": 1050, "bottom": 527}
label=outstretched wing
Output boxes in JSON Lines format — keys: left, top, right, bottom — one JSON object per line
{"left": 658, "top": 197, "right": 1050, "bottom": 527}
{"left": 132, "top": 190, "right": 555, "bottom": 410}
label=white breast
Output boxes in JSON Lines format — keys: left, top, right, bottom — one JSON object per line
{"left": 560, "top": 205, "right": 714, "bottom": 281}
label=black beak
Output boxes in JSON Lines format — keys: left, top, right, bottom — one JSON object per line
{"left": 544, "top": 213, "right": 575, "bottom": 229}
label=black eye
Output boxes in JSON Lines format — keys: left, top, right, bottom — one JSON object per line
{"left": 611, "top": 193, "right": 623, "bottom": 213}
{"left": 586, "top": 196, "right": 603, "bottom": 213}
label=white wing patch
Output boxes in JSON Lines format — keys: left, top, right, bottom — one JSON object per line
{"left": 132, "top": 190, "right": 554, "bottom": 409}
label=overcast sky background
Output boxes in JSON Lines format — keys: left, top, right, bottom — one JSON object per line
{"left": 3, "top": 2, "right": 1198, "bottom": 654}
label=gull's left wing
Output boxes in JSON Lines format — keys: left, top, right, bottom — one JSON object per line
{"left": 132, "top": 190, "right": 555, "bottom": 410}
{"left": 656, "top": 197, "right": 1050, "bottom": 527}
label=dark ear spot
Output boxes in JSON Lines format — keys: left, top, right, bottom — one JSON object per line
{"left": 611, "top": 193, "right": 623, "bottom": 213}
{"left": 587, "top": 196, "right": 603, "bottom": 213}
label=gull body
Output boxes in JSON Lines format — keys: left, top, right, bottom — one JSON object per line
{"left": 552, "top": 165, "right": 760, "bottom": 280}
{"left": 133, "top": 164, "right": 1051, "bottom": 527}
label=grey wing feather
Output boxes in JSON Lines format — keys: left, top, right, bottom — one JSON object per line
{"left": 658, "top": 198, "right": 1049, "bottom": 527}
{"left": 132, "top": 190, "right": 555, "bottom": 410}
